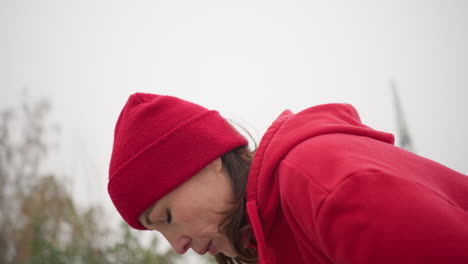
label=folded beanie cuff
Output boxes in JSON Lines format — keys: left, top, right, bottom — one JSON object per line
{"left": 108, "top": 110, "right": 247, "bottom": 230}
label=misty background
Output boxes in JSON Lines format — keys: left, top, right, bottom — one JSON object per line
{"left": 1, "top": 1, "right": 467, "bottom": 263}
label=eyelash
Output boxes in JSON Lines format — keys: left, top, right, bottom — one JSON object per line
{"left": 166, "top": 209, "right": 172, "bottom": 224}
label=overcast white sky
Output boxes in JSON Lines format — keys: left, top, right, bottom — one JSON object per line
{"left": 1, "top": 0, "right": 467, "bottom": 261}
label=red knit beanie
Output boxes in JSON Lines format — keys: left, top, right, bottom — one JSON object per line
{"left": 108, "top": 93, "right": 247, "bottom": 230}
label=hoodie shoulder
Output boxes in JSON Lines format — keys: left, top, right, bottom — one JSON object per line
{"left": 248, "top": 103, "right": 394, "bottom": 204}
{"left": 278, "top": 132, "right": 394, "bottom": 193}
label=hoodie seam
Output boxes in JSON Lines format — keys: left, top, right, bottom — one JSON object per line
{"left": 315, "top": 169, "right": 380, "bottom": 219}
{"left": 314, "top": 169, "right": 463, "bottom": 262}
{"left": 317, "top": 169, "right": 461, "bottom": 218}
{"left": 312, "top": 169, "right": 380, "bottom": 263}
{"left": 280, "top": 159, "right": 332, "bottom": 194}
{"left": 278, "top": 161, "right": 335, "bottom": 263}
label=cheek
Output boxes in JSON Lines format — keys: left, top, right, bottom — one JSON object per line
{"left": 180, "top": 198, "right": 221, "bottom": 220}
{"left": 176, "top": 208, "right": 223, "bottom": 235}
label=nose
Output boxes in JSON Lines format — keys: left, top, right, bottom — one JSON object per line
{"left": 167, "top": 235, "right": 192, "bottom": 255}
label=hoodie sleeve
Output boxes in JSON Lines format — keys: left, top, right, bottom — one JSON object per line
{"left": 314, "top": 170, "right": 468, "bottom": 264}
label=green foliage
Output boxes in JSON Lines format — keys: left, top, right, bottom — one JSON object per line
{"left": 105, "top": 222, "right": 175, "bottom": 264}
{"left": 25, "top": 215, "right": 176, "bottom": 264}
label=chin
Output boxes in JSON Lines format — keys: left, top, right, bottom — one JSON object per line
{"left": 220, "top": 248, "right": 238, "bottom": 258}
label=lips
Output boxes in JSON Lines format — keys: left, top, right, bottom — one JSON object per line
{"left": 208, "top": 240, "right": 217, "bottom": 256}
{"left": 194, "top": 241, "right": 210, "bottom": 255}
{"left": 203, "top": 241, "right": 211, "bottom": 254}
{"left": 194, "top": 240, "right": 217, "bottom": 256}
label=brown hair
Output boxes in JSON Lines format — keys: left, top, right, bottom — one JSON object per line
{"left": 215, "top": 145, "right": 258, "bottom": 264}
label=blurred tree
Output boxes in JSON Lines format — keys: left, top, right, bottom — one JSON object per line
{"left": 0, "top": 93, "right": 187, "bottom": 264}
{"left": 0, "top": 94, "right": 54, "bottom": 262}
{"left": 105, "top": 222, "right": 176, "bottom": 264}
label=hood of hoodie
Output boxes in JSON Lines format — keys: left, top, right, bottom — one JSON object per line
{"left": 245, "top": 103, "right": 394, "bottom": 264}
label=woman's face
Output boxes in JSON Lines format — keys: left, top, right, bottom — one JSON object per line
{"left": 139, "top": 158, "right": 239, "bottom": 257}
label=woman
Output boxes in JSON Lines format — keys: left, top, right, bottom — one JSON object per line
{"left": 108, "top": 93, "right": 468, "bottom": 264}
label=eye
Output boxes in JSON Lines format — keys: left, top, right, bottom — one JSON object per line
{"left": 166, "top": 209, "right": 172, "bottom": 224}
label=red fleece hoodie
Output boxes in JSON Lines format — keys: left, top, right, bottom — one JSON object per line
{"left": 246, "top": 103, "right": 468, "bottom": 264}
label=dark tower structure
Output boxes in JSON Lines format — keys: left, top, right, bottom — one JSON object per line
{"left": 391, "top": 80, "right": 415, "bottom": 152}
